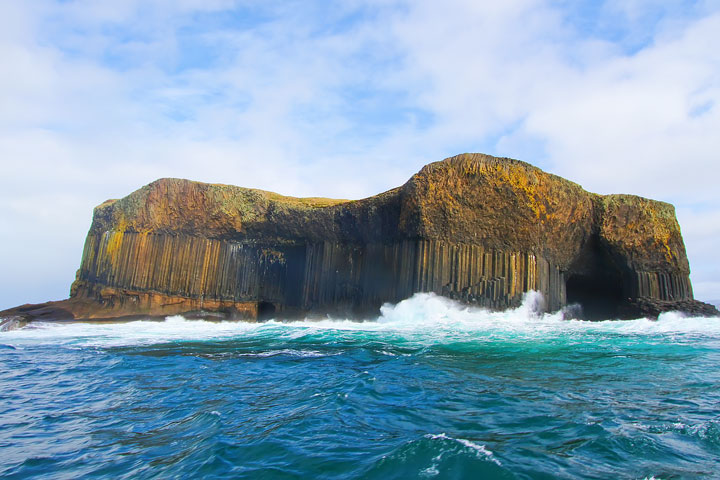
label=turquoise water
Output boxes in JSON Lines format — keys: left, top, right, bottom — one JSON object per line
{"left": 2, "top": 293, "right": 719, "bottom": 479}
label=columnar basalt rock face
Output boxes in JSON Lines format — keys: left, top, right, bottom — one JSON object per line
{"left": 2, "top": 153, "right": 717, "bottom": 325}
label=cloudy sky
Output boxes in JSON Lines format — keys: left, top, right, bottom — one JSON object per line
{"left": 1, "top": 0, "right": 719, "bottom": 309}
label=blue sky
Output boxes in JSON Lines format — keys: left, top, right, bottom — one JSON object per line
{"left": 1, "top": 0, "right": 719, "bottom": 309}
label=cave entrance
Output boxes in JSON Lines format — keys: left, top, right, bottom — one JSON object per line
{"left": 566, "top": 272, "right": 624, "bottom": 320}
{"left": 257, "top": 301, "right": 276, "bottom": 321}
{"left": 565, "top": 234, "right": 628, "bottom": 320}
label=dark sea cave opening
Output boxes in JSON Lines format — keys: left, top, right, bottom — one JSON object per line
{"left": 257, "top": 301, "right": 276, "bottom": 321}
{"left": 566, "top": 272, "right": 624, "bottom": 320}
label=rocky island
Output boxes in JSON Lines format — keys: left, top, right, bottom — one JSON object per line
{"left": 1, "top": 153, "right": 717, "bottom": 328}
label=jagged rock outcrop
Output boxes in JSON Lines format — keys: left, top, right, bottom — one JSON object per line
{"left": 1, "top": 153, "right": 716, "bottom": 326}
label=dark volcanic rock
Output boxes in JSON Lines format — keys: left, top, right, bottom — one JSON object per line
{"left": 621, "top": 297, "right": 720, "bottom": 319}
{"left": 2, "top": 153, "right": 717, "bottom": 324}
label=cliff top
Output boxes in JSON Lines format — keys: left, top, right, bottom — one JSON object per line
{"left": 95, "top": 153, "right": 677, "bottom": 218}
{"left": 85, "top": 153, "right": 687, "bottom": 272}
{"left": 97, "top": 178, "right": 350, "bottom": 212}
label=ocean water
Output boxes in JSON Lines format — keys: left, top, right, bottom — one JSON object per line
{"left": 1, "top": 293, "right": 719, "bottom": 479}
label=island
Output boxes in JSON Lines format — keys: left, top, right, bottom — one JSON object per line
{"left": 1, "top": 153, "right": 717, "bottom": 329}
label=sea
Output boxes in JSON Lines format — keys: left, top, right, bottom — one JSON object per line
{"left": 1, "top": 292, "right": 719, "bottom": 479}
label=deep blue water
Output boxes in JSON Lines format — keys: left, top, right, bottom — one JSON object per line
{"left": 2, "top": 293, "right": 720, "bottom": 479}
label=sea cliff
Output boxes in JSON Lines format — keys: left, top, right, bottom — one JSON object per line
{"left": 2, "top": 153, "right": 717, "bottom": 326}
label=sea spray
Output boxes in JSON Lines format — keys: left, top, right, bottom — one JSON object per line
{"left": 3, "top": 292, "right": 720, "bottom": 349}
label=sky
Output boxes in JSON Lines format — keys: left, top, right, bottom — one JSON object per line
{"left": 1, "top": 0, "right": 719, "bottom": 309}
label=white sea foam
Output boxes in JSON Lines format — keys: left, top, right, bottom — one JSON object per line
{"left": 236, "top": 349, "right": 332, "bottom": 358}
{"left": 1, "top": 291, "right": 719, "bottom": 347}
{"left": 425, "top": 433, "right": 500, "bottom": 465}
{"left": 270, "top": 291, "right": 720, "bottom": 339}
{"left": 419, "top": 464, "right": 439, "bottom": 477}
{"left": 0, "top": 314, "right": 259, "bottom": 347}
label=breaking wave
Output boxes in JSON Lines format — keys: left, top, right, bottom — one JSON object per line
{"left": 2, "top": 291, "right": 719, "bottom": 348}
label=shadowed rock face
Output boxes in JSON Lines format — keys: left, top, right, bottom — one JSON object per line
{"left": 2, "top": 153, "right": 717, "bottom": 326}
